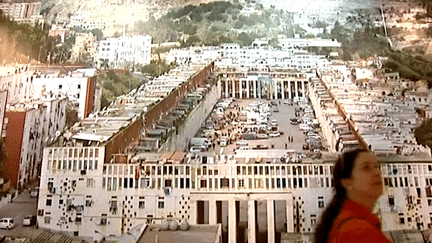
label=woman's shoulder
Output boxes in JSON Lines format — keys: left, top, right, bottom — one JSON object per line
{"left": 336, "top": 219, "right": 392, "bottom": 243}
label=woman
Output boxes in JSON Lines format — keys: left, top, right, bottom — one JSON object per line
{"left": 314, "top": 148, "right": 392, "bottom": 243}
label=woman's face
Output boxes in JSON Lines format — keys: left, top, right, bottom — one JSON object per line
{"left": 344, "top": 152, "right": 383, "bottom": 200}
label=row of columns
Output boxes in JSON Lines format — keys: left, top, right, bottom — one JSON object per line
{"left": 203, "top": 199, "right": 294, "bottom": 243}
{"left": 224, "top": 79, "right": 307, "bottom": 99}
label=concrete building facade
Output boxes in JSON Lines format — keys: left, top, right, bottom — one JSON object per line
{"left": 218, "top": 67, "right": 309, "bottom": 100}
{"left": 0, "top": 1, "right": 43, "bottom": 25}
{"left": 97, "top": 35, "right": 152, "bottom": 69}
{"left": 0, "top": 68, "right": 99, "bottom": 119}
{"left": 3, "top": 97, "right": 67, "bottom": 188}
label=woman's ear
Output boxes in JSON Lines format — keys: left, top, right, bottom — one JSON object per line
{"left": 341, "top": 178, "right": 352, "bottom": 191}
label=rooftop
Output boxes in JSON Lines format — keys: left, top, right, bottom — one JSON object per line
{"left": 138, "top": 224, "right": 221, "bottom": 243}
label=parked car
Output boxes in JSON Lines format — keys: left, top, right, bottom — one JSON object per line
{"left": 30, "top": 187, "right": 39, "bottom": 198}
{"left": 308, "top": 135, "right": 321, "bottom": 140}
{"left": 290, "top": 120, "right": 299, "bottom": 125}
{"left": 23, "top": 215, "right": 37, "bottom": 226}
{"left": 256, "top": 134, "right": 269, "bottom": 139}
{"left": 253, "top": 144, "right": 269, "bottom": 150}
{"left": 190, "top": 145, "right": 206, "bottom": 153}
{"left": 283, "top": 100, "right": 293, "bottom": 105}
{"left": 235, "top": 146, "right": 250, "bottom": 154}
{"left": 0, "top": 218, "right": 15, "bottom": 230}
{"left": 269, "top": 131, "right": 281, "bottom": 137}
{"left": 271, "top": 119, "right": 278, "bottom": 126}
{"left": 236, "top": 140, "right": 249, "bottom": 148}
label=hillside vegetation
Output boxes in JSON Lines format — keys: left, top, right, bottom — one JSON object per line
{"left": 133, "top": 1, "right": 297, "bottom": 46}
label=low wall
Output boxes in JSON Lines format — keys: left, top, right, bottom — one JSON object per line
{"left": 159, "top": 81, "right": 221, "bottom": 152}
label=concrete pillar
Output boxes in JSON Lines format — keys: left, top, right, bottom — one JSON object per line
{"left": 267, "top": 199, "right": 275, "bottom": 243}
{"left": 239, "top": 80, "right": 243, "bottom": 99}
{"left": 281, "top": 80, "right": 285, "bottom": 100}
{"left": 274, "top": 79, "right": 278, "bottom": 99}
{"left": 225, "top": 80, "right": 229, "bottom": 98}
{"left": 191, "top": 200, "right": 198, "bottom": 224}
{"left": 288, "top": 80, "right": 292, "bottom": 100}
{"left": 258, "top": 80, "right": 261, "bottom": 99}
{"left": 248, "top": 200, "right": 256, "bottom": 243}
{"left": 232, "top": 79, "right": 235, "bottom": 98}
{"left": 253, "top": 80, "right": 257, "bottom": 98}
{"left": 295, "top": 81, "right": 299, "bottom": 98}
{"left": 302, "top": 80, "right": 305, "bottom": 97}
{"left": 286, "top": 197, "right": 294, "bottom": 233}
{"left": 246, "top": 80, "right": 250, "bottom": 98}
{"left": 209, "top": 200, "right": 217, "bottom": 225}
{"left": 228, "top": 200, "right": 237, "bottom": 243}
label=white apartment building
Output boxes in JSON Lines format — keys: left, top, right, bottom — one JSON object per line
{"left": 167, "top": 39, "right": 332, "bottom": 71}
{"left": 278, "top": 38, "right": 341, "bottom": 50}
{"left": 68, "top": 12, "right": 105, "bottom": 30}
{"left": 0, "top": 67, "right": 99, "bottom": 119}
{"left": 0, "top": 67, "right": 34, "bottom": 104}
{"left": 0, "top": 90, "right": 7, "bottom": 140}
{"left": 4, "top": 97, "right": 67, "bottom": 189}
{"left": 166, "top": 47, "right": 221, "bottom": 65}
{"left": 36, "top": 147, "right": 432, "bottom": 242}
{"left": 71, "top": 32, "right": 98, "bottom": 62}
{"left": 0, "top": 1, "right": 43, "bottom": 26}
{"left": 97, "top": 35, "right": 152, "bottom": 69}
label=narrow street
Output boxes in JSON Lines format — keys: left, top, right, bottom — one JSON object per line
{"left": 0, "top": 189, "right": 38, "bottom": 238}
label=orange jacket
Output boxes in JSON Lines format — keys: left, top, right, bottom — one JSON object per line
{"left": 328, "top": 199, "right": 393, "bottom": 243}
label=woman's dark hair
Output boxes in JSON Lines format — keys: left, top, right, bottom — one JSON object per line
{"left": 314, "top": 148, "right": 369, "bottom": 243}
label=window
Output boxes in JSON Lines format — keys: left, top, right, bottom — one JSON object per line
{"left": 86, "top": 178, "right": 95, "bottom": 187}
{"left": 44, "top": 217, "right": 51, "bottom": 224}
{"left": 76, "top": 213, "right": 82, "bottom": 223}
{"left": 399, "top": 217, "right": 405, "bottom": 224}
{"left": 46, "top": 199, "right": 52, "bottom": 206}
{"left": 158, "top": 201, "right": 164, "bottom": 209}
{"left": 100, "top": 214, "right": 107, "bottom": 225}
{"left": 85, "top": 199, "right": 93, "bottom": 207}
{"left": 139, "top": 201, "right": 145, "bottom": 209}
{"left": 388, "top": 196, "right": 395, "bottom": 206}
{"left": 311, "top": 218, "right": 317, "bottom": 225}
{"left": 318, "top": 200, "right": 324, "bottom": 208}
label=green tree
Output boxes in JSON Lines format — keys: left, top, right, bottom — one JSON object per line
{"left": 234, "top": 21, "right": 244, "bottom": 29}
{"left": 414, "top": 118, "right": 432, "bottom": 150}
{"left": 330, "top": 21, "right": 352, "bottom": 42}
{"left": 236, "top": 32, "right": 253, "bottom": 46}
{"left": 181, "top": 35, "right": 201, "bottom": 47}
{"left": 268, "top": 37, "right": 279, "bottom": 48}
{"left": 140, "top": 60, "right": 175, "bottom": 77}
{"left": 99, "top": 70, "right": 143, "bottom": 109}
{"left": 65, "top": 101, "right": 80, "bottom": 128}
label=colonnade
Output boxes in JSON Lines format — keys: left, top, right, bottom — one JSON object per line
{"left": 192, "top": 193, "right": 293, "bottom": 243}
{"left": 223, "top": 79, "right": 308, "bottom": 99}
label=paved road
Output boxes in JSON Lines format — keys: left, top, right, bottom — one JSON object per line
{"left": 0, "top": 190, "right": 38, "bottom": 237}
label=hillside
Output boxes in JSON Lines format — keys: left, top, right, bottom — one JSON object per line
{"left": 42, "top": 0, "right": 228, "bottom": 36}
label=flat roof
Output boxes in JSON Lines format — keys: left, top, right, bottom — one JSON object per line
{"left": 138, "top": 224, "right": 220, "bottom": 243}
